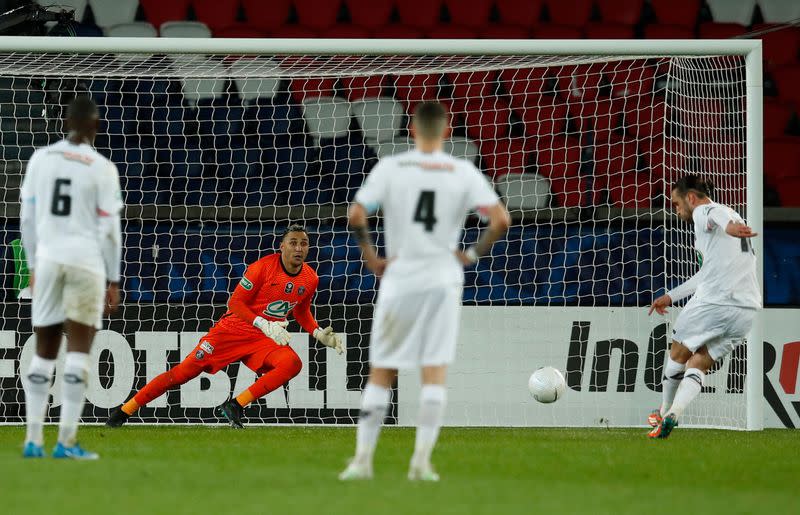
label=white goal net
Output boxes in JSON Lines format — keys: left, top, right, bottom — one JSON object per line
{"left": 0, "top": 40, "right": 761, "bottom": 429}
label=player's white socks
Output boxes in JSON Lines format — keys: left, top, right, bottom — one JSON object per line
{"left": 23, "top": 355, "right": 56, "bottom": 446}
{"left": 411, "top": 385, "right": 447, "bottom": 469}
{"left": 354, "top": 383, "right": 391, "bottom": 466}
{"left": 669, "top": 367, "right": 705, "bottom": 418}
{"left": 660, "top": 357, "right": 686, "bottom": 417}
{"left": 57, "top": 352, "right": 91, "bottom": 446}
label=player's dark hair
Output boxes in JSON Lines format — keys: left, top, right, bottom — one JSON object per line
{"left": 672, "top": 174, "right": 714, "bottom": 199}
{"left": 281, "top": 224, "right": 310, "bottom": 240}
{"left": 65, "top": 95, "right": 99, "bottom": 136}
{"left": 413, "top": 101, "right": 448, "bottom": 139}
{"left": 66, "top": 95, "right": 98, "bottom": 124}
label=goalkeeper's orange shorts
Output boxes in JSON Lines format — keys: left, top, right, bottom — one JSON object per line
{"left": 185, "top": 325, "right": 288, "bottom": 375}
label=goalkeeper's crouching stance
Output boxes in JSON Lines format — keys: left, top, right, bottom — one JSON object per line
{"left": 106, "top": 225, "right": 344, "bottom": 428}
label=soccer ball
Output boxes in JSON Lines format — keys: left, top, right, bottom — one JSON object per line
{"left": 528, "top": 366, "right": 566, "bottom": 403}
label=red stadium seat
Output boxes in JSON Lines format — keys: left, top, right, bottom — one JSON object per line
{"left": 140, "top": 0, "right": 190, "bottom": 29}
{"left": 191, "top": 0, "right": 239, "bottom": 31}
{"left": 698, "top": 22, "right": 746, "bottom": 39}
{"left": 396, "top": 0, "right": 443, "bottom": 30}
{"left": 464, "top": 98, "right": 513, "bottom": 142}
{"left": 771, "top": 65, "right": 800, "bottom": 105}
{"left": 550, "top": 177, "right": 586, "bottom": 207}
{"left": 535, "top": 136, "right": 581, "bottom": 179}
{"left": 545, "top": 0, "right": 593, "bottom": 28}
{"left": 343, "top": 75, "right": 387, "bottom": 101}
{"left": 572, "top": 98, "right": 625, "bottom": 142}
{"left": 447, "top": 71, "right": 498, "bottom": 103}
{"left": 372, "top": 24, "right": 424, "bottom": 38}
{"left": 479, "top": 25, "right": 531, "bottom": 39}
{"left": 755, "top": 25, "right": 800, "bottom": 67}
{"left": 290, "top": 77, "right": 337, "bottom": 103}
{"left": 271, "top": 26, "right": 318, "bottom": 38}
{"left": 643, "top": 24, "right": 696, "bottom": 39}
{"left": 605, "top": 172, "right": 653, "bottom": 207}
{"left": 214, "top": 24, "right": 268, "bottom": 38}
{"left": 777, "top": 177, "right": 800, "bottom": 206}
{"left": 625, "top": 100, "right": 666, "bottom": 139}
{"left": 495, "top": 0, "right": 543, "bottom": 29}
{"left": 346, "top": 0, "right": 394, "bottom": 29}
{"left": 500, "top": 67, "right": 552, "bottom": 109}
{"left": 426, "top": 25, "right": 478, "bottom": 39}
{"left": 763, "top": 99, "right": 795, "bottom": 138}
{"left": 293, "top": 0, "right": 341, "bottom": 30}
{"left": 242, "top": 0, "right": 291, "bottom": 31}
{"left": 595, "top": 0, "right": 643, "bottom": 26}
{"left": 559, "top": 64, "right": 607, "bottom": 101}
{"left": 321, "top": 24, "right": 371, "bottom": 38}
{"left": 534, "top": 25, "right": 583, "bottom": 39}
{"left": 592, "top": 137, "right": 638, "bottom": 177}
{"left": 649, "top": 0, "right": 701, "bottom": 28}
{"left": 584, "top": 23, "right": 635, "bottom": 39}
{"left": 394, "top": 73, "right": 442, "bottom": 109}
{"left": 520, "top": 103, "right": 569, "bottom": 140}
{"left": 607, "top": 61, "right": 656, "bottom": 98}
{"left": 481, "top": 138, "right": 534, "bottom": 177}
{"left": 443, "top": 0, "right": 493, "bottom": 29}
{"left": 765, "top": 137, "right": 800, "bottom": 183}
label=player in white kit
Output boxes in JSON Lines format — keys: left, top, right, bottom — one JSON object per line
{"left": 19, "top": 96, "right": 123, "bottom": 459}
{"left": 648, "top": 175, "right": 760, "bottom": 438}
{"left": 340, "top": 102, "right": 511, "bottom": 480}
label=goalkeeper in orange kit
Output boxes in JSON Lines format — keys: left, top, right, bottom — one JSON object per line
{"left": 106, "top": 225, "right": 345, "bottom": 428}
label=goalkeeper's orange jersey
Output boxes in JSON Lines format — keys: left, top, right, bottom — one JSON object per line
{"left": 214, "top": 253, "right": 320, "bottom": 337}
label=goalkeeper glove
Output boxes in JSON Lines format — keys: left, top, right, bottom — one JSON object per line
{"left": 313, "top": 326, "right": 345, "bottom": 355}
{"left": 253, "top": 316, "right": 291, "bottom": 345}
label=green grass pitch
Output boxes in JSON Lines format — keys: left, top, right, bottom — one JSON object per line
{"left": 2, "top": 426, "right": 798, "bottom": 514}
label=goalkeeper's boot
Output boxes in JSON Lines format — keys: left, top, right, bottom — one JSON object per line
{"left": 22, "top": 441, "right": 44, "bottom": 458}
{"left": 338, "top": 459, "right": 373, "bottom": 481}
{"left": 647, "top": 409, "right": 663, "bottom": 428}
{"left": 105, "top": 407, "right": 130, "bottom": 428}
{"left": 408, "top": 462, "right": 440, "bottom": 482}
{"left": 216, "top": 399, "right": 245, "bottom": 429}
{"left": 52, "top": 442, "right": 100, "bottom": 460}
{"left": 648, "top": 413, "right": 678, "bottom": 439}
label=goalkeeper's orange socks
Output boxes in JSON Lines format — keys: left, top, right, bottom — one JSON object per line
{"left": 121, "top": 398, "right": 140, "bottom": 416}
{"left": 235, "top": 389, "right": 255, "bottom": 407}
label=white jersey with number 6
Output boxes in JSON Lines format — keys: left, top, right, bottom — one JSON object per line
{"left": 20, "top": 139, "right": 122, "bottom": 275}
{"left": 354, "top": 149, "right": 500, "bottom": 296}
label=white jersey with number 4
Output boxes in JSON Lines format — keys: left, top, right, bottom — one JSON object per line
{"left": 354, "top": 149, "right": 500, "bottom": 296}
{"left": 20, "top": 139, "right": 123, "bottom": 276}
{"left": 689, "top": 202, "right": 761, "bottom": 308}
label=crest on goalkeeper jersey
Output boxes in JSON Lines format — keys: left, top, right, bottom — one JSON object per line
{"left": 285, "top": 282, "right": 294, "bottom": 294}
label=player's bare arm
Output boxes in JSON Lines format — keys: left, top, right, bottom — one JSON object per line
{"left": 457, "top": 203, "right": 511, "bottom": 265}
{"left": 725, "top": 221, "right": 757, "bottom": 239}
{"left": 348, "top": 203, "right": 387, "bottom": 277}
{"left": 648, "top": 294, "right": 672, "bottom": 316}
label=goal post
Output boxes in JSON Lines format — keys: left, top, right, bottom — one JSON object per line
{"left": 0, "top": 37, "right": 763, "bottom": 430}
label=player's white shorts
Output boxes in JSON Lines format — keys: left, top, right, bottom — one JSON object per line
{"left": 32, "top": 259, "right": 105, "bottom": 329}
{"left": 672, "top": 298, "right": 757, "bottom": 361}
{"left": 370, "top": 285, "right": 462, "bottom": 369}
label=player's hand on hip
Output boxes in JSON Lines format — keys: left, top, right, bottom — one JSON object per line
{"left": 29, "top": 272, "right": 35, "bottom": 295}
{"left": 253, "top": 317, "right": 291, "bottom": 345}
{"left": 365, "top": 256, "right": 388, "bottom": 277}
{"left": 314, "top": 326, "right": 345, "bottom": 355}
{"left": 726, "top": 222, "right": 757, "bottom": 239}
{"left": 648, "top": 294, "right": 672, "bottom": 316}
{"left": 105, "top": 282, "right": 120, "bottom": 315}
